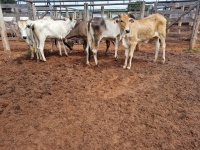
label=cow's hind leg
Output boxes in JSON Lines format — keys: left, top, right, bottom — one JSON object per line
{"left": 160, "top": 37, "right": 166, "bottom": 64}
{"left": 154, "top": 37, "right": 160, "bottom": 63}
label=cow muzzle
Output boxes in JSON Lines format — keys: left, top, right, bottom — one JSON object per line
{"left": 23, "top": 36, "right": 27, "bottom": 39}
{"left": 125, "top": 29, "right": 130, "bottom": 33}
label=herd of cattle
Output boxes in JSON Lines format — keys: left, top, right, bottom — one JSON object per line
{"left": 16, "top": 12, "right": 166, "bottom": 69}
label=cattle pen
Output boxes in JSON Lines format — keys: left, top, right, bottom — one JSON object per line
{"left": 0, "top": 0, "right": 200, "bottom": 150}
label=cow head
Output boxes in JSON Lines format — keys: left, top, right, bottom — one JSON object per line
{"left": 16, "top": 20, "right": 28, "bottom": 40}
{"left": 65, "top": 17, "right": 77, "bottom": 29}
{"left": 116, "top": 13, "right": 134, "bottom": 34}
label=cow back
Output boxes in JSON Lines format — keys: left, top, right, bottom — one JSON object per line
{"left": 89, "top": 17, "right": 106, "bottom": 35}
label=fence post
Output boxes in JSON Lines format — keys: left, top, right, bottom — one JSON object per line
{"left": 190, "top": 1, "right": 200, "bottom": 49}
{"left": 73, "top": 11, "right": 77, "bottom": 19}
{"left": 0, "top": 4, "right": 10, "bottom": 51}
{"left": 136, "top": 1, "right": 145, "bottom": 51}
{"left": 101, "top": 6, "right": 104, "bottom": 18}
{"left": 78, "top": 11, "right": 82, "bottom": 19}
{"left": 32, "top": 3, "right": 37, "bottom": 20}
{"left": 83, "top": 3, "right": 89, "bottom": 21}
{"left": 178, "top": 6, "right": 185, "bottom": 34}
{"left": 140, "top": 1, "right": 145, "bottom": 18}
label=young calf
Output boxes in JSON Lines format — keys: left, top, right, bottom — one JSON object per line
{"left": 116, "top": 13, "right": 166, "bottom": 69}
{"left": 86, "top": 17, "right": 121, "bottom": 65}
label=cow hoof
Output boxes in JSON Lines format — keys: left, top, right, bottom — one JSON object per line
{"left": 162, "top": 59, "right": 165, "bottom": 64}
{"left": 153, "top": 59, "right": 157, "bottom": 63}
{"left": 123, "top": 65, "right": 127, "bottom": 69}
{"left": 115, "top": 57, "right": 118, "bottom": 61}
{"left": 127, "top": 66, "right": 131, "bottom": 70}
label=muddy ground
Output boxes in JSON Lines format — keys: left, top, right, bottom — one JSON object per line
{"left": 0, "top": 40, "right": 200, "bottom": 150}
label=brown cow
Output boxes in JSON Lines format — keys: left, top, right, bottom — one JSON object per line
{"left": 116, "top": 13, "right": 166, "bottom": 69}
{"left": 63, "top": 20, "right": 111, "bottom": 55}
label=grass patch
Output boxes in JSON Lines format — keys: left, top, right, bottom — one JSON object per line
{"left": 183, "top": 48, "right": 200, "bottom": 53}
{"left": 27, "top": 50, "right": 32, "bottom": 55}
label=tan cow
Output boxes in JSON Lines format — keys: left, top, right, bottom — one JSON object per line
{"left": 116, "top": 13, "right": 166, "bottom": 69}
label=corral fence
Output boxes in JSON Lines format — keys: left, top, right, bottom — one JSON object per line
{"left": 0, "top": 0, "right": 199, "bottom": 51}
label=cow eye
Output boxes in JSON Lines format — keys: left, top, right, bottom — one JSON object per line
{"left": 120, "top": 20, "right": 123, "bottom": 23}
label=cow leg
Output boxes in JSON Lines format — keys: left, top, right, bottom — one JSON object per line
{"left": 83, "top": 40, "right": 87, "bottom": 51}
{"left": 154, "top": 37, "right": 160, "bottom": 63}
{"left": 50, "top": 39, "right": 54, "bottom": 53}
{"left": 38, "top": 39, "right": 46, "bottom": 62}
{"left": 105, "top": 40, "right": 110, "bottom": 55}
{"left": 114, "top": 38, "right": 119, "bottom": 60}
{"left": 93, "top": 39, "right": 100, "bottom": 66}
{"left": 86, "top": 36, "right": 92, "bottom": 65}
{"left": 62, "top": 40, "right": 68, "bottom": 56}
{"left": 123, "top": 48, "right": 129, "bottom": 69}
{"left": 161, "top": 37, "right": 166, "bottom": 64}
{"left": 57, "top": 40, "right": 62, "bottom": 56}
{"left": 127, "top": 42, "right": 137, "bottom": 70}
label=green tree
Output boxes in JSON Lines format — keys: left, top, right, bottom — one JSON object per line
{"left": 1, "top": 0, "right": 16, "bottom": 4}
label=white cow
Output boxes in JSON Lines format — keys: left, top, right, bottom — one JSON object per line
{"left": 16, "top": 18, "right": 56, "bottom": 59}
{"left": 26, "top": 17, "right": 76, "bottom": 61}
{"left": 16, "top": 20, "right": 35, "bottom": 59}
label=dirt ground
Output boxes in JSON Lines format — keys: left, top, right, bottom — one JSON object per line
{"left": 0, "top": 39, "right": 200, "bottom": 150}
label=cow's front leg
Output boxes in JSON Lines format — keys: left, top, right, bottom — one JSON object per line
{"left": 127, "top": 42, "right": 137, "bottom": 69}
{"left": 93, "top": 39, "right": 100, "bottom": 66}
{"left": 123, "top": 48, "right": 129, "bottom": 69}
{"left": 50, "top": 39, "right": 54, "bottom": 53}
{"left": 38, "top": 40, "right": 46, "bottom": 61}
{"left": 114, "top": 38, "right": 119, "bottom": 60}
{"left": 30, "top": 45, "right": 34, "bottom": 59}
{"left": 57, "top": 40, "right": 62, "bottom": 56}
{"left": 62, "top": 40, "right": 68, "bottom": 56}
{"left": 86, "top": 38, "right": 91, "bottom": 65}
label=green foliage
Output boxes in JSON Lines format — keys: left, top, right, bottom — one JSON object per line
{"left": 27, "top": 50, "right": 32, "bottom": 55}
{"left": 127, "top": 1, "right": 150, "bottom": 11}
{"left": 1, "top": 0, "right": 16, "bottom": 4}
{"left": 183, "top": 48, "right": 200, "bottom": 53}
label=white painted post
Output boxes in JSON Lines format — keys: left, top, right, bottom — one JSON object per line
{"left": 101, "top": 6, "right": 104, "bottom": 18}
{"left": 84, "top": 3, "right": 89, "bottom": 21}
{"left": 190, "top": 1, "right": 200, "bottom": 49}
{"left": 0, "top": 4, "right": 10, "bottom": 51}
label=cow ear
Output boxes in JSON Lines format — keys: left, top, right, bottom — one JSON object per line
{"left": 129, "top": 18, "right": 134, "bottom": 23}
